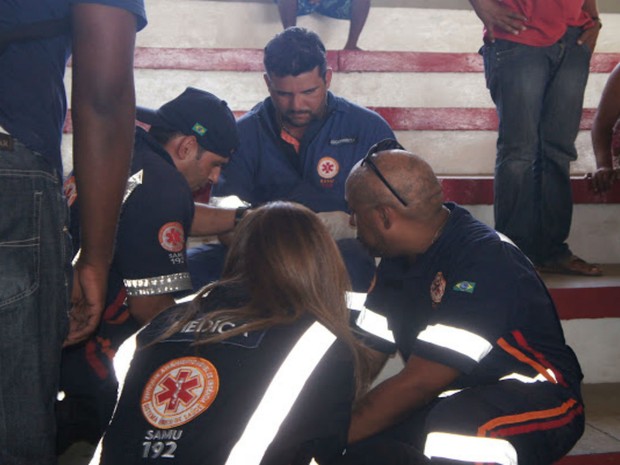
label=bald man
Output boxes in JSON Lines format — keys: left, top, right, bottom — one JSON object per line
{"left": 340, "top": 141, "right": 585, "bottom": 465}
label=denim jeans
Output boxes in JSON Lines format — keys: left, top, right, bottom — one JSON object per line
{"left": 0, "top": 141, "right": 70, "bottom": 464}
{"left": 481, "top": 27, "right": 592, "bottom": 265}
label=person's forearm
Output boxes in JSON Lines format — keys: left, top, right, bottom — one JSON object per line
{"left": 71, "top": 4, "right": 137, "bottom": 268}
{"left": 348, "top": 372, "right": 434, "bottom": 444}
{"left": 582, "top": 0, "right": 599, "bottom": 18}
{"left": 592, "top": 116, "right": 615, "bottom": 169}
{"left": 190, "top": 203, "right": 237, "bottom": 236}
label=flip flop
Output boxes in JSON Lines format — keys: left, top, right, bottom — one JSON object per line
{"left": 536, "top": 255, "right": 603, "bottom": 277}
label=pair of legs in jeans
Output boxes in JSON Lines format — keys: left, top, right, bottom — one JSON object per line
{"left": 482, "top": 27, "right": 600, "bottom": 274}
{"left": 0, "top": 142, "right": 70, "bottom": 464}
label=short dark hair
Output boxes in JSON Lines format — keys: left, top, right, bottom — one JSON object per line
{"left": 148, "top": 125, "right": 183, "bottom": 146}
{"left": 263, "top": 27, "right": 327, "bottom": 80}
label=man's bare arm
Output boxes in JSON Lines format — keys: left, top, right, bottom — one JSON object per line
{"left": 591, "top": 64, "right": 620, "bottom": 193}
{"left": 348, "top": 355, "right": 460, "bottom": 444}
{"left": 190, "top": 203, "right": 237, "bottom": 237}
{"left": 65, "top": 4, "right": 137, "bottom": 346}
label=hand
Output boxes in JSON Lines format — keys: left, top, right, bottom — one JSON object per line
{"left": 588, "top": 167, "right": 617, "bottom": 194}
{"left": 63, "top": 259, "right": 109, "bottom": 347}
{"left": 577, "top": 21, "right": 602, "bottom": 52}
{"left": 470, "top": 0, "right": 527, "bottom": 42}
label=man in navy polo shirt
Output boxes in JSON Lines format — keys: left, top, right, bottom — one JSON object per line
{"left": 58, "top": 87, "right": 241, "bottom": 454}
{"left": 341, "top": 144, "right": 585, "bottom": 465}
{"left": 190, "top": 27, "right": 395, "bottom": 291}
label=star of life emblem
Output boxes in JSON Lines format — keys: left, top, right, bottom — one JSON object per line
{"left": 430, "top": 272, "right": 446, "bottom": 308}
{"left": 159, "top": 222, "right": 185, "bottom": 253}
{"left": 317, "top": 156, "right": 340, "bottom": 179}
{"left": 141, "top": 357, "right": 219, "bottom": 429}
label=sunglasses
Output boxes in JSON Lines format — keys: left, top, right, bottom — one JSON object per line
{"left": 362, "top": 139, "right": 408, "bottom": 207}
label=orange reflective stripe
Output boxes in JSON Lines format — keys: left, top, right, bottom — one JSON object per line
{"left": 497, "top": 337, "right": 556, "bottom": 383}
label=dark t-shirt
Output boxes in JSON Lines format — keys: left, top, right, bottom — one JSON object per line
{"left": 0, "top": 0, "right": 147, "bottom": 175}
{"left": 101, "top": 286, "right": 356, "bottom": 465}
{"left": 366, "top": 203, "right": 583, "bottom": 397}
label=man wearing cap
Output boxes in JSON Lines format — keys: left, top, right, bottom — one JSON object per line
{"left": 191, "top": 27, "right": 395, "bottom": 291}
{"left": 57, "top": 87, "right": 241, "bottom": 453}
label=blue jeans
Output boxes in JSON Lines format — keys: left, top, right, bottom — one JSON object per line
{"left": 0, "top": 141, "right": 70, "bottom": 464}
{"left": 481, "top": 27, "right": 592, "bottom": 265}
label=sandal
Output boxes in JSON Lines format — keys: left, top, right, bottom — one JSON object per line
{"left": 536, "top": 255, "right": 603, "bottom": 277}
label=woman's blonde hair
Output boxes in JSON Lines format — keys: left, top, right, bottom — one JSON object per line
{"left": 160, "top": 201, "right": 373, "bottom": 396}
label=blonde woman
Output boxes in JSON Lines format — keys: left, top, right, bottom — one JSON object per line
{"left": 97, "top": 201, "right": 374, "bottom": 465}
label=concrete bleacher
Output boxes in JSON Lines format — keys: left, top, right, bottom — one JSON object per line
{"left": 59, "top": 2, "right": 620, "bottom": 464}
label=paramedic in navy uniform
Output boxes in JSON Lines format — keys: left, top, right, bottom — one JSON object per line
{"left": 94, "top": 201, "right": 375, "bottom": 465}
{"left": 340, "top": 142, "right": 585, "bottom": 465}
{"left": 189, "top": 27, "right": 395, "bottom": 291}
{"left": 58, "top": 87, "right": 243, "bottom": 452}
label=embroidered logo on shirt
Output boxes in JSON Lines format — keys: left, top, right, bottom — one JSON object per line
{"left": 430, "top": 272, "right": 446, "bottom": 308}
{"left": 317, "top": 156, "right": 340, "bottom": 180}
{"left": 453, "top": 281, "right": 476, "bottom": 293}
{"left": 63, "top": 175, "right": 77, "bottom": 207}
{"left": 192, "top": 123, "right": 207, "bottom": 136}
{"left": 159, "top": 222, "right": 185, "bottom": 253}
{"left": 141, "top": 357, "right": 219, "bottom": 429}
{"left": 329, "top": 137, "right": 357, "bottom": 146}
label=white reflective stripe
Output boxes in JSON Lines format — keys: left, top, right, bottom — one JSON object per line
{"left": 438, "top": 388, "right": 463, "bottom": 398}
{"left": 424, "top": 432, "right": 518, "bottom": 465}
{"left": 124, "top": 272, "right": 192, "bottom": 296}
{"left": 500, "top": 369, "right": 557, "bottom": 384}
{"left": 123, "top": 169, "right": 144, "bottom": 204}
{"left": 417, "top": 324, "right": 492, "bottom": 362}
{"left": 355, "top": 307, "right": 395, "bottom": 343}
{"left": 225, "top": 322, "right": 337, "bottom": 465}
{"left": 496, "top": 231, "right": 517, "bottom": 248}
{"left": 346, "top": 291, "right": 367, "bottom": 311}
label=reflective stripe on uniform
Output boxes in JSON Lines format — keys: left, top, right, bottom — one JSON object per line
{"left": 424, "top": 432, "right": 518, "bottom": 465}
{"left": 500, "top": 369, "right": 557, "bottom": 384}
{"left": 225, "top": 321, "right": 338, "bottom": 465}
{"left": 354, "top": 306, "right": 395, "bottom": 343}
{"left": 418, "top": 324, "right": 492, "bottom": 362}
{"left": 124, "top": 271, "right": 192, "bottom": 296}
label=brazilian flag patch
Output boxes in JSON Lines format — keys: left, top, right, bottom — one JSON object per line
{"left": 453, "top": 281, "right": 476, "bottom": 293}
{"left": 192, "top": 122, "right": 207, "bottom": 136}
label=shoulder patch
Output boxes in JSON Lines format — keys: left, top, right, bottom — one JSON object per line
{"left": 453, "top": 281, "right": 476, "bottom": 293}
{"left": 159, "top": 222, "right": 185, "bottom": 253}
{"left": 141, "top": 356, "right": 219, "bottom": 429}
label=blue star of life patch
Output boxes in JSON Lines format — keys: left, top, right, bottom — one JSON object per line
{"left": 453, "top": 281, "right": 476, "bottom": 293}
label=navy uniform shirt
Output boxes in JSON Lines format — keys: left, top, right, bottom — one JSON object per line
{"left": 0, "top": 0, "right": 146, "bottom": 175}
{"left": 213, "top": 92, "right": 395, "bottom": 213}
{"left": 365, "top": 203, "right": 583, "bottom": 398}
{"left": 62, "top": 127, "right": 194, "bottom": 392}
{"left": 101, "top": 285, "right": 356, "bottom": 465}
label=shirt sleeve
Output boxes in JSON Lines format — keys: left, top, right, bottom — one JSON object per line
{"left": 114, "top": 168, "right": 193, "bottom": 296}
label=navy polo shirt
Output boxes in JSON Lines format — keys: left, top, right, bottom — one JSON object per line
{"left": 366, "top": 203, "right": 583, "bottom": 397}
{"left": 212, "top": 92, "right": 395, "bottom": 213}
{"left": 0, "top": 0, "right": 146, "bottom": 175}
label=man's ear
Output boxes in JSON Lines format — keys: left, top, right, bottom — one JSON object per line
{"left": 263, "top": 73, "right": 272, "bottom": 91}
{"left": 375, "top": 205, "right": 392, "bottom": 230}
{"left": 176, "top": 135, "right": 197, "bottom": 161}
{"left": 324, "top": 67, "right": 333, "bottom": 89}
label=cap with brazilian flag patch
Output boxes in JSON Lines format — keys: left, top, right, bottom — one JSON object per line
{"left": 136, "top": 87, "right": 239, "bottom": 158}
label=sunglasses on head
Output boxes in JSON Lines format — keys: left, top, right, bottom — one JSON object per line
{"left": 362, "top": 139, "right": 408, "bottom": 207}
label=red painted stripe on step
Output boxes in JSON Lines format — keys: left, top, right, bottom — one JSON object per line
{"left": 440, "top": 177, "right": 620, "bottom": 205}
{"left": 128, "top": 48, "right": 619, "bottom": 74}
{"left": 555, "top": 452, "right": 620, "bottom": 465}
{"left": 550, "top": 287, "right": 620, "bottom": 320}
